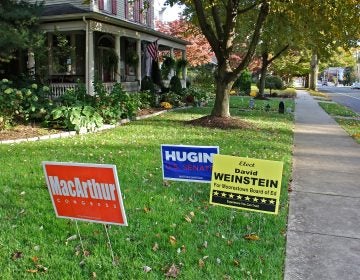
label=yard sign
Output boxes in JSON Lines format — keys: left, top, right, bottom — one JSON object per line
{"left": 43, "top": 162, "right": 127, "bottom": 226}
{"left": 210, "top": 154, "right": 283, "bottom": 214}
{"left": 161, "top": 144, "right": 219, "bottom": 183}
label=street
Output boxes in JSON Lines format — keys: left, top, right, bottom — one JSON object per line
{"left": 319, "top": 85, "right": 360, "bottom": 114}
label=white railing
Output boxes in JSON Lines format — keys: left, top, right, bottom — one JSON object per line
{"left": 49, "top": 83, "right": 78, "bottom": 98}
{"left": 103, "top": 82, "right": 115, "bottom": 93}
{"left": 49, "top": 81, "right": 141, "bottom": 97}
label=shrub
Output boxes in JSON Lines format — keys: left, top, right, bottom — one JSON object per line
{"left": 48, "top": 105, "right": 103, "bottom": 133}
{"left": 141, "top": 76, "right": 155, "bottom": 93}
{"left": 233, "top": 69, "right": 252, "bottom": 95}
{"left": 0, "top": 79, "right": 53, "bottom": 129}
{"left": 258, "top": 75, "right": 284, "bottom": 95}
{"left": 169, "top": 75, "right": 183, "bottom": 95}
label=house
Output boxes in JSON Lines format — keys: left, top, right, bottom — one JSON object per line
{"left": 26, "top": 0, "right": 188, "bottom": 96}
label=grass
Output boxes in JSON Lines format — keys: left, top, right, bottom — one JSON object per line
{"left": 0, "top": 102, "right": 294, "bottom": 279}
{"left": 307, "top": 89, "right": 330, "bottom": 99}
{"left": 318, "top": 101, "right": 360, "bottom": 143}
{"left": 318, "top": 102, "right": 359, "bottom": 117}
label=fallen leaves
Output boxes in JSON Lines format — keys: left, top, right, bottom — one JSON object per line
{"left": 165, "top": 264, "right": 180, "bottom": 278}
{"left": 11, "top": 251, "right": 23, "bottom": 260}
{"left": 243, "top": 234, "right": 260, "bottom": 241}
{"left": 152, "top": 242, "right": 159, "bottom": 252}
{"left": 169, "top": 236, "right": 176, "bottom": 246}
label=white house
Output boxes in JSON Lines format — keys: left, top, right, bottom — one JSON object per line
{"left": 26, "top": 0, "right": 188, "bottom": 96}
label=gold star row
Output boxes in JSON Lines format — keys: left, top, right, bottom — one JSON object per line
{"left": 212, "top": 191, "right": 275, "bottom": 205}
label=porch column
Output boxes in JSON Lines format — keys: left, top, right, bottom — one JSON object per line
{"left": 87, "top": 30, "right": 95, "bottom": 95}
{"left": 182, "top": 50, "right": 187, "bottom": 88}
{"left": 136, "top": 39, "right": 141, "bottom": 86}
{"left": 115, "top": 35, "right": 121, "bottom": 83}
{"left": 27, "top": 49, "right": 35, "bottom": 77}
{"left": 170, "top": 47, "right": 174, "bottom": 77}
{"left": 70, "top": 34, "right": 76, "bottom": 75}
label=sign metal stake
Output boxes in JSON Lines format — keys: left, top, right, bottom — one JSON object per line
{"left": 104, "top": 224, "right": 116, "bottom": 265}
{"left": 75, "top": 220, "right": 86, "bottom": 257}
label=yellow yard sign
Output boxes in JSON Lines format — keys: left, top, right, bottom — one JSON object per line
{"left": 210, "top": 154, "right": 283, "bottom": 214}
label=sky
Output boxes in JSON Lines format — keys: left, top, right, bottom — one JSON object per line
{"left": 154, "top": 0, "right": 184, "bottom": 22}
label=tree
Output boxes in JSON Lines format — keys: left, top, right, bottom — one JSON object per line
{"left": 156, "top": 20, "right": 213, "bottom": 67}
{"left": 166, "top": 0, "right": 270, "bottom": 117}
{"left": 289, "top": 0, "right": 360, "bottom": 90}
{"left": 0, "top": 0, "right": 43, "bottom": 63}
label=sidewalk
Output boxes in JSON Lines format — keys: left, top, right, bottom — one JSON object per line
{"left": 284, "top": 90, "right": 360, "bottom": 280}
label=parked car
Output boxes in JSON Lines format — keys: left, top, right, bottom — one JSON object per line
{"left": 351, "top": 82, "right": 360, "bottom": 89}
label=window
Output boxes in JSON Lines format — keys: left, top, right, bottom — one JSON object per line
{"left": 126, "top": 0, "right": 152, "bottom": 26}
{"left": 99, "top": 0, "right": 117, "bottom": 15}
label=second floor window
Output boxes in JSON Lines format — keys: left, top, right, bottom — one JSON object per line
{"left": 126, "top": 0, "right": 151, "bottom": 26}
{"left": 99, "top": 0, "right": 117, "bottom": 15}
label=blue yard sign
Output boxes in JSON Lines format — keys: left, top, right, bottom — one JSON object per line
{"left": 161, "top": 145, "right": 219, "bottom": 183}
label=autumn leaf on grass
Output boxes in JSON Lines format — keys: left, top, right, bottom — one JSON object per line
{"left": 184, "top": 215, "right": 192, "bottom": 223}
{"left": 169, "top": 236, "right": 176, "bottom": 246}
{"left": 11, "top": 251, "right": 23, "bottom": 260}
{"left": 31, "top": 256, "right": 39, "bottom": 263}
{"left": 243, "top": 234, "right": 260, "bottom": 241}
{"left": 163, "top": 180, "right": 171, "bottom": 187}
{"left": 26, "top": 269, "right": 38, "bottom": 273}
{"left": 144, "top": 207, "right": 151, "bottom": 213}
{"left": 198, "top": 258, "right": 205, "bottom": 268}
{"left": 165, "top": 264, "right": 180, "bottom": 278}
{"left": 152, "top": 242, "right": 159, "bottom": 251}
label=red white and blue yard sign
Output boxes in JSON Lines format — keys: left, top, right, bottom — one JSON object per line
{"left": 161, "top": 145, "right": 219, "bottom": 183}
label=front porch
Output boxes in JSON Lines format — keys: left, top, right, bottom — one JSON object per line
{"left": 37, "top": 17, "right": 188, "bottom": 96}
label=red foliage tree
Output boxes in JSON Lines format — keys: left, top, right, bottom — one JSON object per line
{"left": 156, "top": 19, "right": 213, "bottom": 67}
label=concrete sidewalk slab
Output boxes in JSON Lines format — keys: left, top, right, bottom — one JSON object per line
{"left": 286, "top": 231, "right": 360, "bottom": 280}
{"left": 284, "top": 90, "right": 360, "bottom": 280}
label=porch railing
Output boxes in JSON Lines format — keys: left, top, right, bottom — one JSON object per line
{"left": 49, "top": 83, "right": 78, "bottom": 98}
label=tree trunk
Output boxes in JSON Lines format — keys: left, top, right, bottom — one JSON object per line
{"left": 258, "top": 53, "right": 269, "bottom": 97}
{"left": 309, "top": 52, "right": 318, "bottom": 90}
{"left": 211, "top": 79, "right": 232, "bottom": 117}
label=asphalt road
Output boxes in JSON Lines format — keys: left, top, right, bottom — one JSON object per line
{"left": 319, "top": 85, "right": 360, "bottom": 114}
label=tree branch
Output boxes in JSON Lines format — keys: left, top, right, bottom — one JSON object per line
{"left": 268, "top": 44, "right": 289, "bottom": 64}
{"left": 209, "top": 0, "right": 224, "bottom": 39}
{"left": 192, "top": 0, "right": 220, "bottom": 54}
{"left": 233, "top": 0, "right": 269, "bottom": 77}
{"left": 237, "top": 1, "right": 258, "bottom": 15}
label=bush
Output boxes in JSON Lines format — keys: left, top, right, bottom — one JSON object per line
{"left": 233, "top": 69, "right": 252, "bottom": 95}
{"left": 48, "top": 105, "right": 103, "bottom": 133}
{"left": 0, "top": 79, "right": 53, "bottom": 130}
{"left": 141, "top": 76, "right": 155, "bottom": 93}
{"left": 169, "top": 75, "right": 183, "bottom": 95}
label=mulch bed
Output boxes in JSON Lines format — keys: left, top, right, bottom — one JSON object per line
{"left": 186, "top": 115, "right": 253, "bottom": 130}
{"left": 0, "top": 125, "right": 61, "bottom": 141}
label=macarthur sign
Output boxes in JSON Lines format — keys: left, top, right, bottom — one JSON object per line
{"left": 43, "top": 162, "right": 127, "bottom": 226}
{"left": 210, "top": 155, "right": 283, "bottom": 214}
{"left": 161, "top": 145, "right": 219, "bottom": 183}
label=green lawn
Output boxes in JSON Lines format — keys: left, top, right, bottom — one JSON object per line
{"left": 0, "top": 101, "right": 294, "bottom": 279}
{"left": 318, "top": 102, "right": 359, "bottom": 117}
{"left": 318, "top": 102, "right": 360, "bottom": 143}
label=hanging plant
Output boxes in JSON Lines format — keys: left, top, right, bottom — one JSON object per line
{"left": 176, "top": 58, "right": 188, "bottom": 76}
{"left": 161, "top": 56, "right": 175, "bottom": 80}
{"left": 125, "top": 49, "right": 139, "bottom": 68}
{"left": 103, "top": 48, "right": 119, "bottom": 73}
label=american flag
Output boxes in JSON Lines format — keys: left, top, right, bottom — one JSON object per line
{"left": 147, "top": 39, "right": 158, "bottom": 61}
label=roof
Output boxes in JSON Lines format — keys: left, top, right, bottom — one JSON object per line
{"left": 42, "top": 4, "right": 88, "bottom": 17}
{"left": 39, "top": 4, "right": 189, "bottom": 47}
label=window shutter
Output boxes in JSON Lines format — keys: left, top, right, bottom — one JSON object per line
{"left": 111, "top": 0, "right": 117, "bottom": 15}
{"left": 99, "top": 0, "right": 104, "bottom": 10}
{"left": 125, "top": 0, "right": 128, "bottom": 19}
{"left": 134, "top": 0, "right": 139, "bottom": 22}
